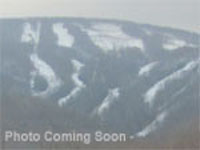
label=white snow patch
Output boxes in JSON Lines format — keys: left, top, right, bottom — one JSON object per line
{"left": 30, "top": 53, "right": 62, "bottom": 97}
{"left": 136, "top": 111, "right": 167, "bottom": 138}
{"left": 52, "top": 23, "right": 74, "bottom": 48}
{"left": 82, "top": 23, "right": 144, "bottom": 53}
{"left": 144, "top": 61, "right": 198, "bottom": 107}
{"left": 94, "top": 88, "right": 120, "bottom": 118}
{"left": 163, "top": 34, "right": 196, "bottom": 51}
{"left": 139, "top": 62, "right": 158, "bottom": 76}
{"left": 21, "top": 22, "right": 41, "bottom": 47}
{"left": 58, "top": 59, "right": 86, "bottom": 107}
{"left": 71, "top": 59, "right": 84, "bottom": 72}
{"left": 163, "top": 39, "right": 186, "bottom": 50}
{"left": 22, "top": 23, "right": 61, "bottom": 97}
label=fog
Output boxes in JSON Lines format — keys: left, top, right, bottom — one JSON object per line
{"left": 0, "top": 0, "right": 199, "bottom": 32}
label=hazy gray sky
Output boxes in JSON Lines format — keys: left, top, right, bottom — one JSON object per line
{"left": 0, "top": 0, "right": 199, "bottom": 32}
